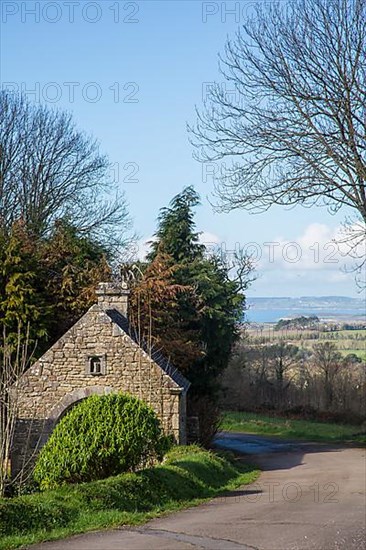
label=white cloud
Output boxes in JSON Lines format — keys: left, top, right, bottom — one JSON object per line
{"left": 256, "top": 221, "right": 365, "bottom": 273}
{"left": 198, "top": 231, "right": 221, "bottom": 245}
{"left": 126, "top": 224, "right": 362, "bottom": 297}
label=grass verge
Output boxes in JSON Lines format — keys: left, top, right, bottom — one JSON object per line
{"left": 222, "top": 411, "right": 366, "bottom": 444}
{"left": 0, "top": 446, "right": 259, "bottom": 550}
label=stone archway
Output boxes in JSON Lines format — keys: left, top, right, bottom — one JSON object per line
{"left": 48, "top": 385, "right": 115, "bottom": 424}
{"left": 11, "top": 386, "right": 115, "bottom": 479}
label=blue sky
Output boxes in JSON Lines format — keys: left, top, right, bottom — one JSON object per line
{"left": 1, "top": 1, "right": 363, "bottom": 297}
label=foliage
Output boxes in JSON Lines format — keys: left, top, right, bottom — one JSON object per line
{"left": 0, "top": 219, "right": 112, "bottom": 493}
{"left": 137, "top": 187, "right": 247, "bottom": 389}
{"left": 39, "top": 219, "right": 112, "bottom": 345}
{"left": 0, "top": 219, "right": 111, "bottom": 354}
{"left": 0, "top": 222, "right": 49, "bottom": 346}
{"left": 130, "top": 187, "right": 250, "bottom": 445}
{"left": 0, "top": 447, "right": 259, "bottom": 549}
{"left": 186, "top": 255, "right": 246, "bottom": 395}
{"left": 275, "top": 316, "right": 320, "bottom": 331}
{"left": 33, "top": 394, "right": 170, "bottom": 489}
{"left": 129, "top": 251, "right": 203, "bottom": 371}
{"left": 0, "top": 90, "right": 131, "bottom": 357}
{"left": 147, "top": 186, "right": 205, "bottom": 262}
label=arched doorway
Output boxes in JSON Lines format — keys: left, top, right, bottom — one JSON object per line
{"left": 11, "top": 386, "right": 115, "bottom": 480}
{"left": 48, "top": 385, "right": 115, "bottom": 426}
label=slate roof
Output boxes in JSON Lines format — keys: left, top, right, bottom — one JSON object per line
{"left": 106, "top": 309, "right": 191, "bottom": 392}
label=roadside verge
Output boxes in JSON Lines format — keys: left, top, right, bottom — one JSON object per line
{"left": 0, "top": 446, "right": 259, "bottom": 550}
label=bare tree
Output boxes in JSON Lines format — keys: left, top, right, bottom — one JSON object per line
{"left": 224, "top": 339, "right": 301, "bottom": 409}
{"left": 191, "top": 0, "right": 366, "bottom": 228}
{"left": 0, "top": 325, "right": 32, "bottom": 496}
{"left": 312, "top": 342, "right": 344, "bottom": 410}
{"left": 266, "top": 342, "right": 301, "bottom": 406}
{"left": 222, "top": 334, "right": 365, "bottom": 417}
{"left": 0, "top": 91, "right": 131, "bottom": 250}
{"left": 338, "top": 216, "right": 366, "bottom": 288}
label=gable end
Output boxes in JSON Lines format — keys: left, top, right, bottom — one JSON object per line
{"left": 105, "top": 309, "right": 191, "bottom": 392}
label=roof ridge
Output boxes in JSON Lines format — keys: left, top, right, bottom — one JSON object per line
{"left": 105, "top": 309, "right": 191, "bottom": 392}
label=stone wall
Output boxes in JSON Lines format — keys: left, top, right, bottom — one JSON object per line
{"left": 12, "top": 304, "right": 186, "bottom": 477}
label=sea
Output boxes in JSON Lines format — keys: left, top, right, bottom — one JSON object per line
{"left": 245, "top": 297, "right": 366, "bottom": 324}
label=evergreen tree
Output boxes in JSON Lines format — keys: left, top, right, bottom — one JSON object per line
{"left": 148, "top": 186, "right": 204, "bottom": 263}
{"left": 134, "top": 187, "right": 250, "bottom": 444}
{"left": 148, "top": 187, "right": 246, "bottom": 394}
{"left": 187, "top": 255, "right": 245, "bottom": 396}
{"left": 0, "top": 219, "right": 112, "bottom": 354}
{"left": 0, "top": 221, "right": 49, "bottom": 347}
{"left": 39, "top": 220, "right": 111, "bottom": 344}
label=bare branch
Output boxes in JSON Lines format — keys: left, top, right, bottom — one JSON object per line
{"left": 0, "top": 92, "right": 132, "bottom": 251}
{"left": 190, "top": 0, "right": 366, "bottom": 227}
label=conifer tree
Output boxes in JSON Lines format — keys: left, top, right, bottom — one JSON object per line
{"left": 147, "top": 187, "right": 246, "bottom": 393}
{"left": 148, "top": 186, "right": 204, "bottom": 263}
{"left": 132, "top": 187, "right": 252, "bottom": 444}
{"left": 0, "top": 221, "right": 49, "bottom": 347}
{"left": 40, "top": 220, "right": 111, "bottom": 343}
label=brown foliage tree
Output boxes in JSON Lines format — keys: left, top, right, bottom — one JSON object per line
{"left": 129, "top": 251, "right": 204, "bottom": 371}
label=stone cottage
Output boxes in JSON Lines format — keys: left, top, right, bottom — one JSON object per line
{"left": 12, "top": 282, "right": 190, "bottom": 476}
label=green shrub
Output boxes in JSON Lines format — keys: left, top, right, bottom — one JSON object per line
{"left": 34, "top": 393, "right": 170, "bottom": 489}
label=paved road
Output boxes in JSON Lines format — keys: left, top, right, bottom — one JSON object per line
{"left": 32, "top": 433, "right": 366, "bottom": 550}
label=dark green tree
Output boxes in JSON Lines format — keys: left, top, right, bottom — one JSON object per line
{"left": 187, "top": 256, "right": 245, "bottom": 395}
{"left": 0, "top": 219, "right": 112, "bottom": 355}
{"left": 148, "top": 186, "right": 204, "bottom": 263}
{"left": 141, "top": 187, "right": 252, "bottom": 444}
{"left": 148, "top": 187, "right": 247, "bottom": 391}
{"left": 0, "top": 221, "right": 49, "bottom": 347}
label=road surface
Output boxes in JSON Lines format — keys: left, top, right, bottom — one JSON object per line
{"left": 32, "top": 433, "right": 366, "bottom": 550}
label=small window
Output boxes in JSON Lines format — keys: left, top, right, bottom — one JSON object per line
{"left": 90, "top": 357, "right": 101, "bottom": 375}
{"left": 86, "top": 355, "right": 106, "bottom": 376}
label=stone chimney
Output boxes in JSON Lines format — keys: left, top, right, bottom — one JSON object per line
{"left": 96, "top": 282, "right": 130, "bottom": 317}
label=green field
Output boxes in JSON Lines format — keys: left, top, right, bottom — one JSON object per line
{"left": 222, "top": 411, "right": 366, "bottom": 443}
{"left": 247, "top": 327, "right": 366, "bottom": 361}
